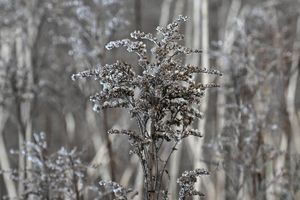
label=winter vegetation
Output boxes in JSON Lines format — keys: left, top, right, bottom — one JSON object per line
{"left": 1, "top": 0, "right": 300, "bottom": 200}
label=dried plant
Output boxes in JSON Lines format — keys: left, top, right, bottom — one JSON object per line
{"left": 73, "top": 16, "right": 221, "bottom": 199}
{"left": 3, "top": 132, "right": 134, "bottom": 200}
{"left": 214, "top": 1, "right": 300, "bottom": 199}
{"left": 177, "top": 169, "right": 209, "bottom": 200}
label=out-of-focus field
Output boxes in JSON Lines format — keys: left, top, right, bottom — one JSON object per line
{"left": 1, "top": 0, "right": 300, "bottom": 199}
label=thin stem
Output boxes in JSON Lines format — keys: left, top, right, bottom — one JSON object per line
{"left": 154, "top": 140, "right": 160, "bottom": 198}
{"left": 102, "top": 110, "right": 116, "bottom": 181}
{"left": 126, "top": 96, "right": 148, "bottom": 137}
{"left": 69, "top": 155, "right": 81, "bottom": 200}
{"left": 136, "top": 146, "right": 149, "bottom": 200}
{"left": 157, "top": 141, "right": 179, "bottom": 200}
{"left": 127, "top": 95, "right": 151, "bottom": 199}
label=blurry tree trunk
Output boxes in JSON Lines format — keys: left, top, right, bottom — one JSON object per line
{"left": 135, "top": 0, "right": 142, "bottom": 31}
{"left": 86, "top": 106, "right": 112, "bottom": 181}
{"left": 271, "top": 10, "right": 294, "bottom": 200}
{"left": 15, "top": 26, "right": 27, "bottom": 196}
{"left": 215, "top": 1, "right": 233, "bottom": 199}
{"left": 184, "top": 0, "right": 193, "bottom": 64}
{"left": 192, "top": 0, "right": 217, "bottom": 199}
{"left": 191, "top": 0, "right": 201, "bottom": 66}
{"left": 86, "top": 107, "right": 103, "bottom": 149}
{"left": 120, "top": 156, "right": 138, "bottom": 186}
{"left": 0, "top": 112, "right": 17, "bottom": 199}
{"left": 88, "top": 110, "right": 136, "bottom": 184}
{"left": 159, "top": 0, "right": 174, "bottom": 27}
{"left": 169, "top": 0, "right": 189, "bottom": 197}
{"left": 173, "top": 0, "right": 185, "bottom": 18}
{"left": 0, "top": 41, "right": 17, "bottom": 198}
{"left": 223, "top": 0, "right": 241, "bottom": 51}
{"left": 14, "top": 0, "right": 42, "bottom": 195}
{"left": 286, "top": 15, "right": 300, "bottom": 199}
{"left": 287, "top": 14, "right": 300, "bottom": 154}
{"left": 190, "top": 0, "right": 202, "bottom": 196}
{"left": 169, "top": 142, "right": 182, "bottom": 199}
{"left": 65, "top": 112, "right": 76, "bottom": 143}
{"left": 169, "top": 1, "right": 191, "bottom": 198}
{"left": 220, "top": 0, "right": 241, "bottom": 199}
{"left": 216, "top": 65, "right": 226, "bottom": 200}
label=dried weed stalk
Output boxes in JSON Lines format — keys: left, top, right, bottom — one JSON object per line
{"left": 73, "top": 16, "right": 222, "bottom": 199}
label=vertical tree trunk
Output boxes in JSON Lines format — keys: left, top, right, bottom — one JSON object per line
{"left": 190, "top": 0, "right": 202, "bottom": 197}
{"left": 135, "top": 0, "right": 142, "bottom": 31}
{"left": 14, "top": 0, "right": 39, "bottom": 195}
{"left": 159, "top": 0, "right": 174, "bottom": 27}
{"left": 0, "top": 117, "right": 17, "bottom": 198}
{"left": 286, "top": 13, "right": 300, "bottom": 154}
{"left": 192, "top": 0, "right": 217, "bottom": 199}
{"left": 0, "top": 34, "right": 17, "bottom": 199}
{"left": 221, "top": 2, "right": 241, "bottom": 199}
{"left": 86, "top": 107, "right": 114, "bottom": 182}
{"left": 173, "top": 0, "right": 185, "bottom": 19}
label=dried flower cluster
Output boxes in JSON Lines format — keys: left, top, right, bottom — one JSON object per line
{"left": 98, "top": 180, "right": 134, "bottom": 200}
{"left": 2, "top": 133, "right": 132, "bottom": 200}
{"left": 73, "top": 16, "right": 221, "bottom": 199}
{"left": 7, "top": 133, "right": 86, "bottom": 199}
{"left": 177, "top": 169, "right": 209, "bottom": 200}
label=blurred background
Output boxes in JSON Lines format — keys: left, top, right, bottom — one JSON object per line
{"left": 1, "top": 0, "right": 300, "bottom": 199}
